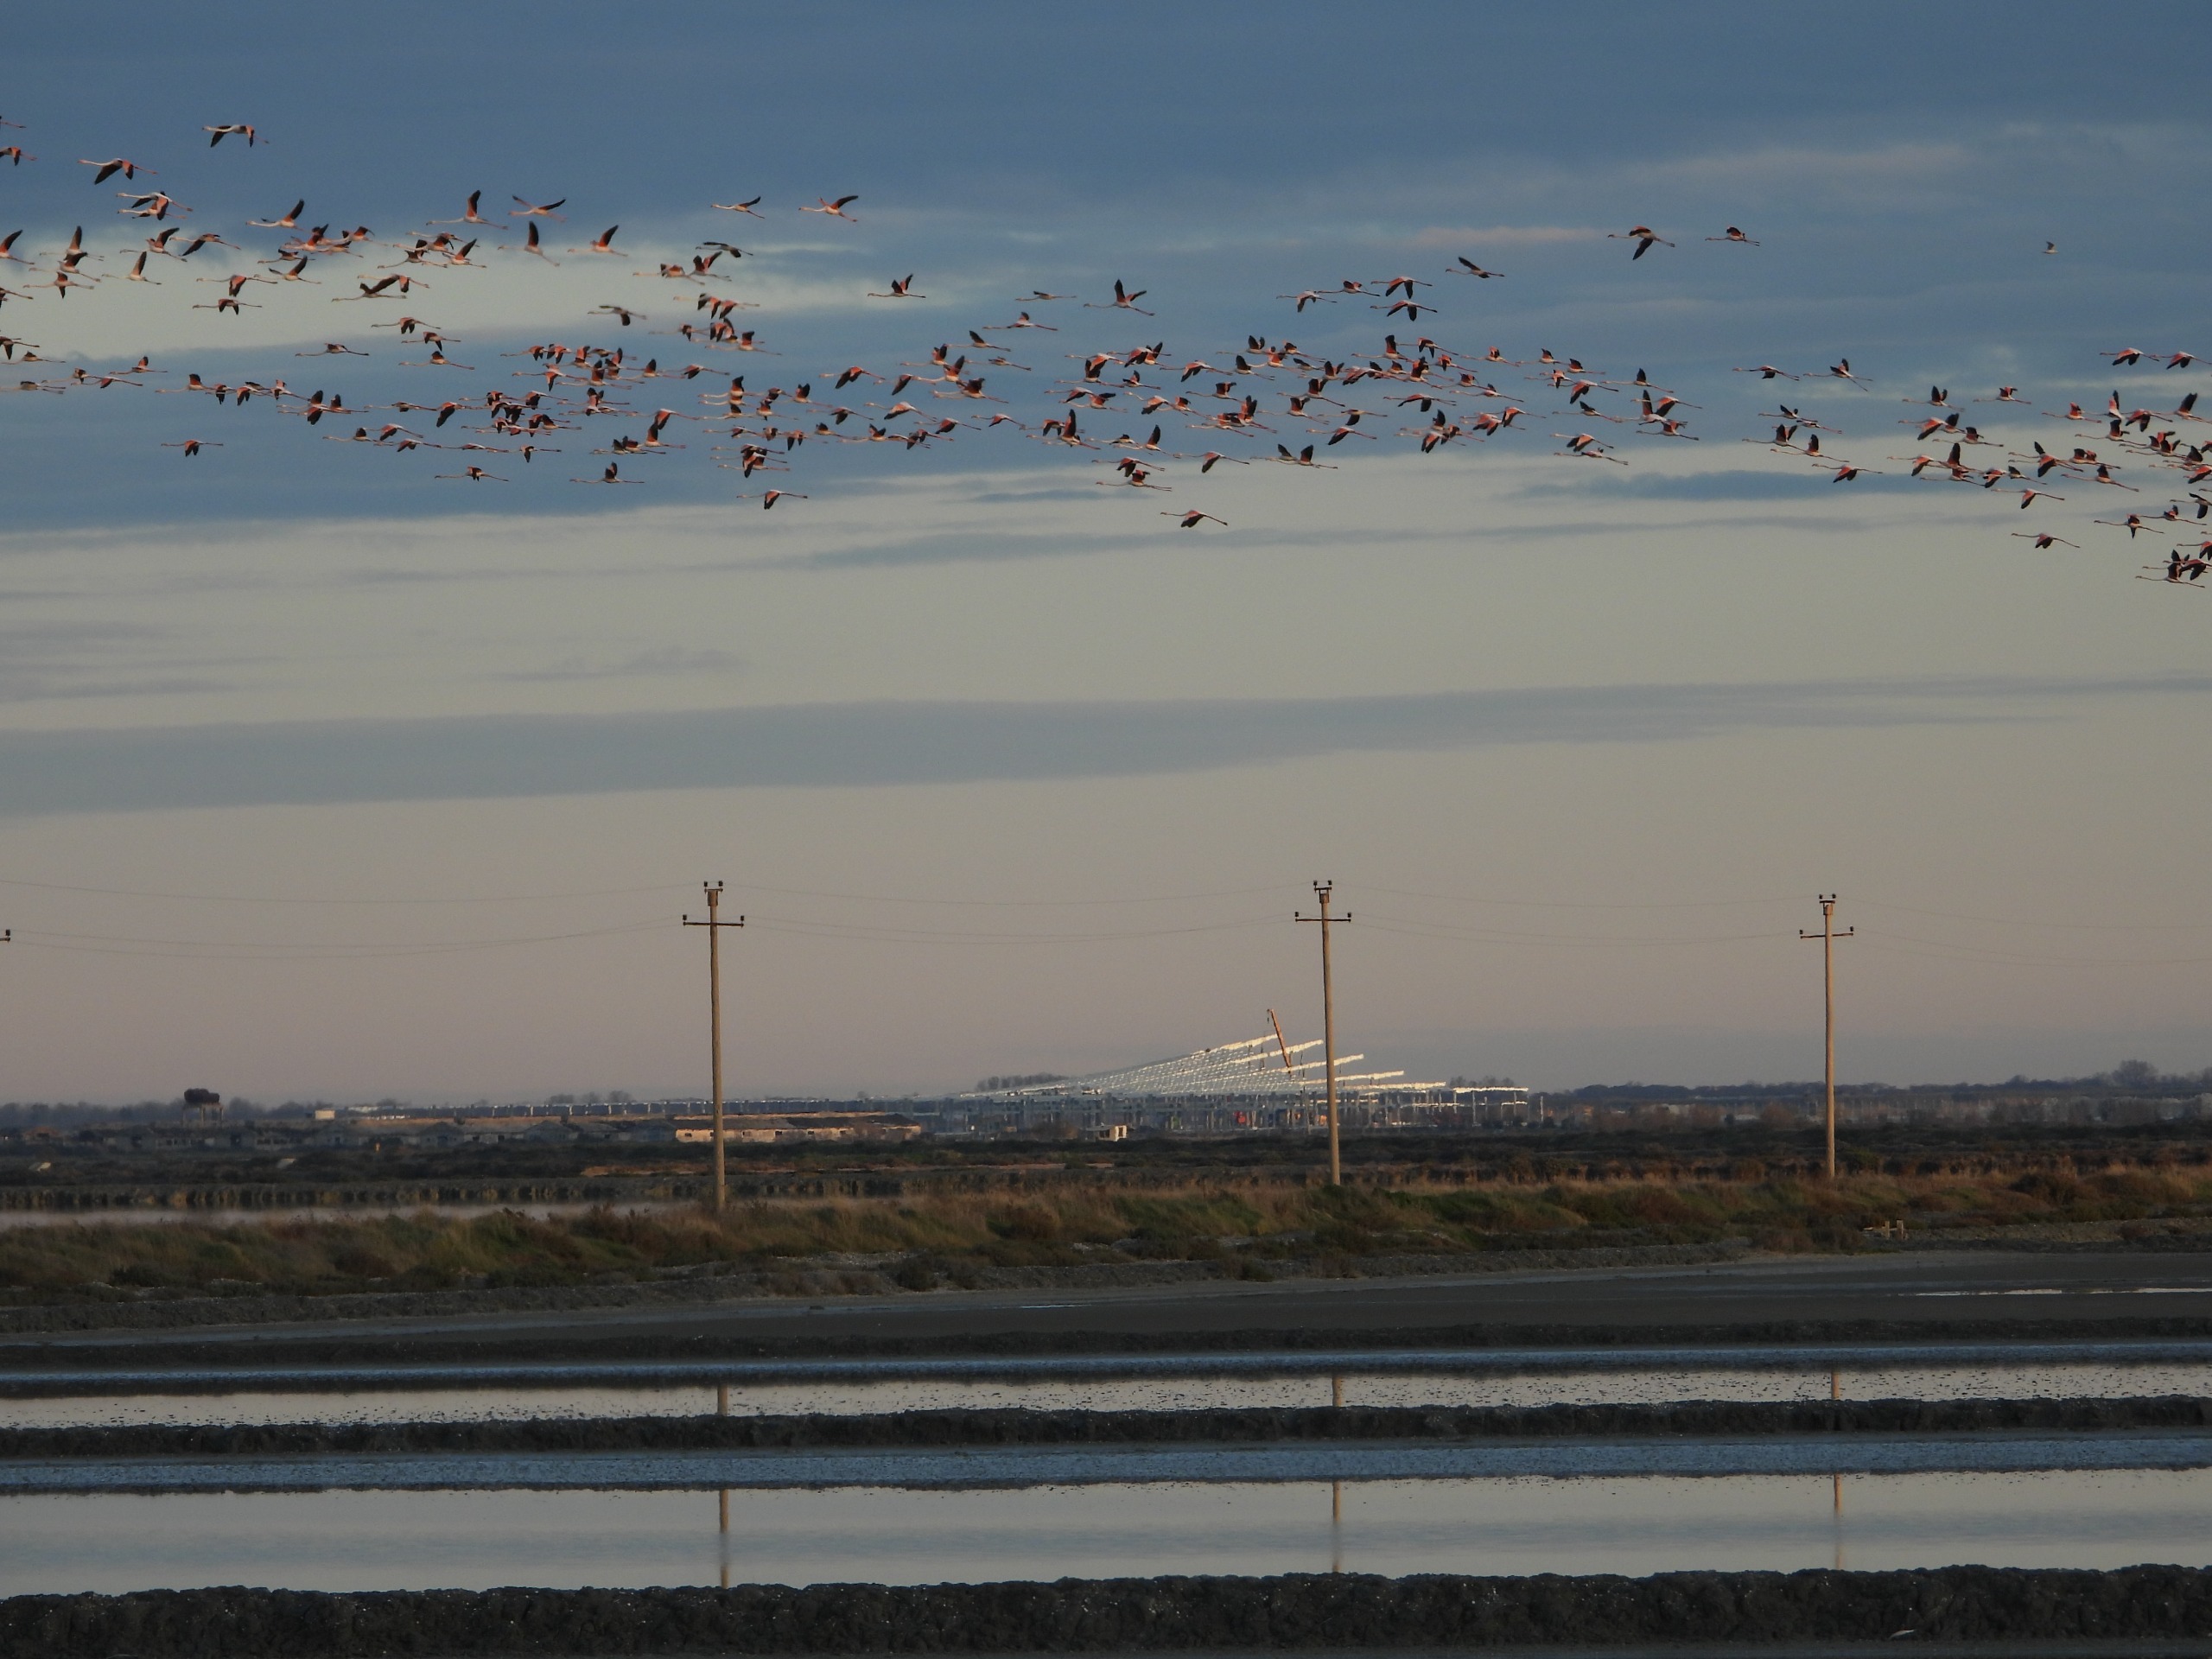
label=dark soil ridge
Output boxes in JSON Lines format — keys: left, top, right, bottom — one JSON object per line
{"left": 14, "top": 1313, "right": 2212, "bottom": 1381}
{"left": 10, "top": 1395, "right": 2212, "bottom": 1459}
{"left": 11, "top": 1568, "right": 2212, "bottom": 1656}
{"left": 8, "top": 1396, "right": 2212, "bottom": 1461}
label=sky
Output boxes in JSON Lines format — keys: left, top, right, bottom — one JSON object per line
{"left": 1, "top": 3, "right": 2209, "bottom": 1103}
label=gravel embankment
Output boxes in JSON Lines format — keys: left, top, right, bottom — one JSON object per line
{"left": 6, "top": 1396, "right": 2209, "bottom": 1460}
{"left": 9, "top": 1567, "right": 2212, "bottom": 1655}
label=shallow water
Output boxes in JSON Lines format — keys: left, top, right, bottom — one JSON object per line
{"left": 3, "top": 1469, "right": 2205, "bottom": 1593}
{"left": 7, "top": 1360, "right": 2208, "bottom": 1428}
{"left": 9, "top": 1430, "right": 2209, "bottom": 1493}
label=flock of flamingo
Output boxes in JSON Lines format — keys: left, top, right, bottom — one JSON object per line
{"left": 1, "top": 117, "right": 2207, "bottom": 586}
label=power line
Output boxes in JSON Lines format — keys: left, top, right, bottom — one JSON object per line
{"left": 1360, "top": 884, "right": 1802, "bottom": 911}
{"left": 7, "top": 919, "right": 666, "bottom": 961}
{"left": 742, "top": 913, "right": 1281, "bottom": 946}
{"left": 728, "top": 880, "right": 1294, "bottom": 910}
{"left": 8, "top": 867, "right": 2207, "bottom": 937}
{"left": 1857, "top": 933, "right": 2212, "bottom": 969}
{"left": 1353, "top": 913, "right": 1796, "bottom": 947}
{"left": 1802, "top": 895, "right": 1854, "bottom": 1182}
{"left": 1295, "top": 881, "right": 1348, "bottom": 1187}
{"left": 683, "top": 882, "right": 744, "bottom": 1215}
{"left": 0, "top": 874, "right": 690, "bottom": 906}
{"left": 1853, "top": 899, "right": 2212, "bottom": 934}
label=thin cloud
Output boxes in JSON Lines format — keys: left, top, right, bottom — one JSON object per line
{"left": 1518, "top": 468, "right": 1931, "bottom": 502}
{"left": 496, "top": 647, "right": 747, "bottom": 683}
{"left": 779, "top": 531, "right": 1151, "bottom": 570}
{"left": 0, "top": 675, "right": 2198, "bottom": 818}
{"left": 0, "top": 620, "right": 238, "bottom": 703}
{"left": 1409, "top": 225, "right": 1600, "bottom": 248}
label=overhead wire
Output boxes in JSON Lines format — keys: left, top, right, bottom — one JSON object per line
{"left": 1854, "top": 931, "right": 2212, "bottom": 969}
{"left": 3, "top": 877, "right": 2208, "bottom": 966}
{"left": 744, "top": 913, "right": 1283, "bottom": 947}
{"left": 1360, "top": 884, "right": 1803, "bottom": 912}
{"left": 1353, "top": 913, "right": 1797, "bottom": 948}
{"left": 0, "top": 874, "right": 692, "bottom": 906}
{"left": 9, "top": 919, "right": 668, "bottom": 962}
{"left": 728, "top": 880, "right": 1295, "bottom": 909}
{"left": 1853, "top": 898, "right": 2212, "bottom": 934}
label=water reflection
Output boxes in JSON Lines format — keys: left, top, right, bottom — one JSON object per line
{"left": 3, "top": 1470, "right": 2205, "bottom": 1595}
{"left": 717, "top": 1382, "right": 729, "bottom": 1589}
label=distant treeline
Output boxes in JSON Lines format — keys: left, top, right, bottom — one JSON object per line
{"left": 1562, "top": 1059, "right": 2212, "bottom": 1103}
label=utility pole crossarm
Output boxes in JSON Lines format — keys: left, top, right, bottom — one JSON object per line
{"left": 682, "top": 882, "right": 745, "bottom": 1215}
{"left": 1294, "top": 882, "right": 1351, "bottom": 1187}
{"left": 1799, "top": 894, "right": 1853, "bottom": 1181}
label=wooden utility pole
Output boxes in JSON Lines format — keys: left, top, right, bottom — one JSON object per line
{"left": 1800, "top": 895, "right": 1853, "bottom": 1180}
{"left": 1295, "top": 882, "right": 1349, "bottom": 1185}
{"left": 683, "top": 883, "right": 744, "bottom": 1213}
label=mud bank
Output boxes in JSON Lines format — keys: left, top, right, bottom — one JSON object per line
{"left": 10, "top": 1568, "right": 2212, "bottom": 1655}
{"left": 8, "top": 1396, "right": 2212, "bottom": 1461}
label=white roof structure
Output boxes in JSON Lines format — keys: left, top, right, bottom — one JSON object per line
{"left": 963, "top": 1033, "right": 1414, "bottom": 1100}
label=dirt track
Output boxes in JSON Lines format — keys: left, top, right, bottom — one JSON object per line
{"left": 9, "top": 1249, "right": 2212, "bottom": 1373}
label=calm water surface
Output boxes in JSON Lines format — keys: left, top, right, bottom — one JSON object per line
{"left": 2, "top": 1470, "right": 2204, "bottom": 1593}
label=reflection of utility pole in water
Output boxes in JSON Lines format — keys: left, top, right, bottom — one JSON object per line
{"left": 718, "top": 1382, "right": 732, "bottom": 1586}
{"left": 1330, "top": 1371, "right": 1346, "bottom": 1569}
{"left": 1829, "top": 1366, "right": 1843, "bottom": 1566}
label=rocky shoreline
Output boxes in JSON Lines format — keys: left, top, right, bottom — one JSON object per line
{"left": 9, "top": 1568, "right": 2212, "bottom": 1655}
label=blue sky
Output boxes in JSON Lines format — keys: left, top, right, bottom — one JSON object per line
{"left": 1, "top": 3, "right": 2209, "bottom": 1101}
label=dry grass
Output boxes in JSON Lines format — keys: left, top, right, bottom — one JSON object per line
{"left": 3, "top": 1162, "right": 2209, "bottom": 1301}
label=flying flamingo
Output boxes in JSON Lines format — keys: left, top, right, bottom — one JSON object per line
{"left": 1608, "top": 226, "right": 1673, "bottom": 259}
